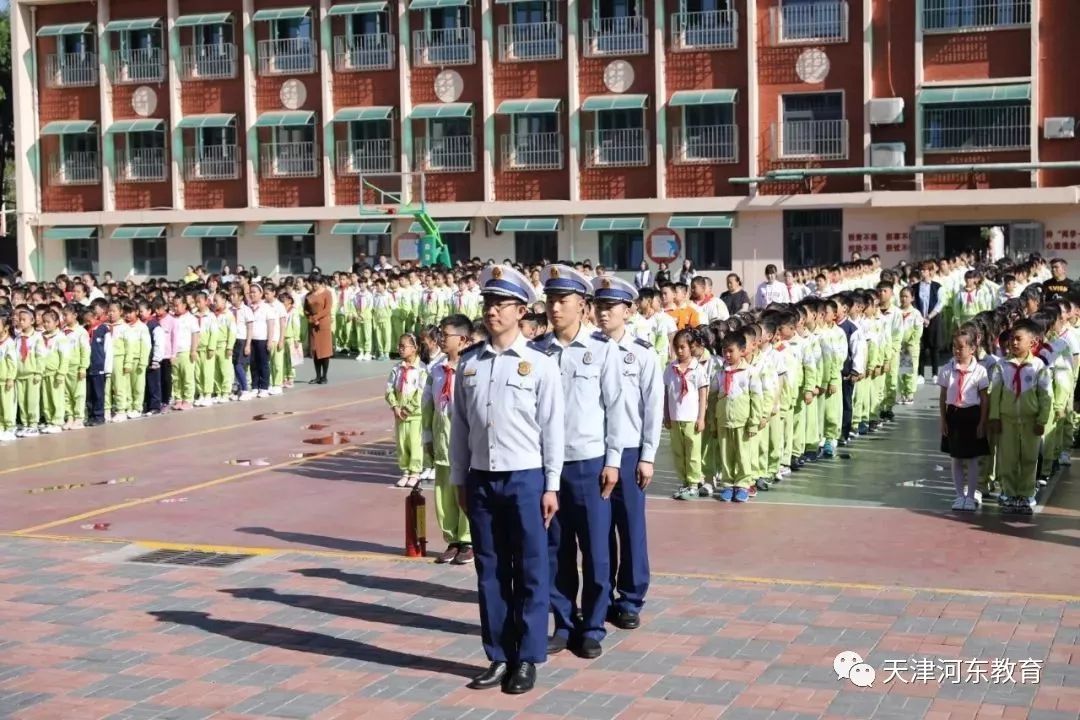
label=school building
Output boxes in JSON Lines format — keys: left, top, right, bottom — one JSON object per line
{"left": 9, "top": 0, "right": 1080, "bottom": 283}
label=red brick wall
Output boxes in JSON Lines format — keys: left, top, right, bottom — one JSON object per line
{"left": 922, "top": 29, "right": 1030, "bottom": 82}
{"left": 1038, "top": 1, "right": 1080, "bottom": 188}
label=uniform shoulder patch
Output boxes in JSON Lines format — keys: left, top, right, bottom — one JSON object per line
{"left": 543, "top": 344, "right": 560, "bottom": 357}
{"left": 461, "top": 342, "right": 483, "bottom": 359}
{"left": 634, "top": 337, "right": 653, "bottom": 349}
{"left": 591, "top": 330, "right": 609, "bottom": 343}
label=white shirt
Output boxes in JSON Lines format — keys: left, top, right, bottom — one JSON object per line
{"left": 663, "top": 359, "right": 710, "bottom": 422}
{"left": 172, "top": 313, "right": 200, "bottom": 354}
{"left": 232, "top": 304, "right": 255, "bottom": 341}
{"left": 755, "top": 280, "right": 789, "bottom": 308}
{"left": 938, "top": 358, "right": 989, "bottom": 408}
{"left": 692, "top": 295, "right": 730, "bottom": 323}
{"left": 250, "top": 303, "right": 272, "bottom": 341}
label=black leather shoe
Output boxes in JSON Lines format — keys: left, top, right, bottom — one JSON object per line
{"left": 503, "top": 661, "right": 536, "bottom": 694}
{"left": 547, "top": 634, "right": 568, "bottom": 654}
{"left": 573, "top": 637, "right": 603, "bottom": 659}
{"left": 467, "top": 661, "right": 508, "bottom": 690}
{"left": 607, "top": 609, "right": 641, "bottom": 630}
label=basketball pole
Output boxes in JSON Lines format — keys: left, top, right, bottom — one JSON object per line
{"left": 358, "top": 173, "right": 450, "bottom": 268}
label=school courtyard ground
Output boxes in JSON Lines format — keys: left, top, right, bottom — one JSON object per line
{"left": 0, "top": 360, "right": 1077, "bottom": 720}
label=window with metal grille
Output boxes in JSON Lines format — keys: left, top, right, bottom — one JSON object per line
{"left": 778, "top": 92, "right": 846, "bottom": 159}
{"left": 782, "top": 209, "right": 842, "bottom": 269}
{"left": 599, "top": 230, "right": 644, "bottom": 270}
{"left": 1009, "top": 222, "right": 1043, "bottom": 258}
{"left": 685, "top": 229, "right": 732, "bottom": 270}
{"left": 441, "top": 232, "right": 472, "bottom": 265}
{"left": 133, "top": 237, "right": 168, "bottom": 276}
{"left": 922, "top": 102, "right": 1030, "bottom": 152}
{"left": 514, "top": 231, "right": 558, "bottom": 266}
{"left": 353, "top": 234, "right": 392, "bottom": 261}
{"left": 201, "top": 236, "right": 238, "bottom": 274}
{"left": 65, "top": 237, "right": 99, "bottom": 275}
{"left": 277, "top": 234, "right": 316, "bottom": 275}
{"left": 923, "top": 0, "right": 1030, "bottom": 32}
{"left": 910, "top": 225, "right": 944, "bottom": 261}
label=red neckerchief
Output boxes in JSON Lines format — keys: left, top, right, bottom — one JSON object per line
{"left": 1010, "top": 358, "right": 1030, "bottom": 397}
{"left": 19, "top": 334, "right": 29, "bottom": 361}
{"left": 440, "top": 363, "right": 455, "bottom": 405}
{"left": 398, "top": 362, "right": 414, "bottom": 393}
{"left": 723, "top": 365, "right": 743, "bottom": 397}
{"left": 952, "top": 360, "right": 973, "bottom": 405}
{"left": 674, "top": 363, "right": 692, "bottom": 401}
{"left": 965, "top": 290, "right": 974, "bottom": 304}
{"left": 902, "top": 311, "right": 911, "bottom": 320}
{"left": 43, "top": 331, "right": 58, "bottom": 350}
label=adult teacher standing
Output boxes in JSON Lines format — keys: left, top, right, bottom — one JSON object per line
{"left": 304, "top": 273, "right": 333, "bottom": 384}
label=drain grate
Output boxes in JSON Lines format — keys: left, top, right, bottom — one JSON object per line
{"left": 129, "top": 549, "right": 255, "bottom": 568}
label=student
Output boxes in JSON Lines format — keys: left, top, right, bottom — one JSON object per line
{"left": 665, "top": 329, "right": 709, "bottom": 500}
{"left": 0, "top": 315, "right": 15, "bottom": 442}
{"left": 713, "top": 331, "right": 762, "bottom": 502}
{"left": 938, "top": 326, "right": 990, "bottom": 511}
{"left": 333, "top": 276, "right": 356, "bottom": 354}
{"left": 386, "top": 333, "right": 427, "bottom": 488}
{"left": 230, "top": 289, "right": 254, "bottom": 400}
{"left": 519, "top": 313, "right": 542, "bottom": 340}
{"left": 213, "top": 292, "right": 237, "bottom": 400}
{"left": 988, "top": 319, "right": 1051, "bottom": 515}
{"left": 104, "top": 301, "right": 132, "bottom": 422}
{"left": 353, "top": 280, "right": 374, "bottom": 361}
{"left": 170, "top": 295, "right": 201, "bottom": 410}
{"left": 896, "top": 287, "right": 924, "bottom": 404}
{"left": 85, "top": 300, "right": 112, "bottom": 426}
{"left": 282, "top": 293, "right": 301, "bottom": 389}
{"left": 153, "top": 298, "right": 175, "bottom": 409}
{"left": 267, "top": 285, "right": 288, "bottom": 395}
{"left": 248, "top": 285, "right": 273, "bottom": 398}
{"left": 142, "top": 301, "right": 166, "bottom": 415}
{"left": 124, "top": 302, "right": 151, "bottom": 418}
{"left": 422, "top": 314, "right": 473, "bottom": 565}
{"left": 61, "top": 304, "right": 89, "bottom": 429}
{"left": 38, "top": 309, "right": 70, "bottom": 434}
{"left": 371, "top": 278, "right": 394, "bottom": 361}
{"left": 193, "top": 292, "right": 217, "bottom": 407}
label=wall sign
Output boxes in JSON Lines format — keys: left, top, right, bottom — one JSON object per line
{"left": 395, "top": 232, "right": 420, "bottom": 263}
{"left": 1046, "top": 228, "right": 1080, "bottom": 251}
{"left": 646, "top": 227, "right": 681, "bottom": 265}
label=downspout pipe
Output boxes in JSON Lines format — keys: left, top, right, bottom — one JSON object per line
{"left": 729, "top": 161, "right": 1080, "bottom": 184}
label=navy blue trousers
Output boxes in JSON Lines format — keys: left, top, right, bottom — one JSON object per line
{"left": 609, "top": 447, "right": 649, "bottom": 614}
{"left": 467, "top": 468, "right": 549, "bottom": 664}
{"left": 549, "top": 456, "right": 612, "bottom": 642}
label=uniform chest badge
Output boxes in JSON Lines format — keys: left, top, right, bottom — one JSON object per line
{"left": 624, "top": 353, "right": 635, "bottom": 364}
{"left": 518, "top": 361, "right": 532, "bottom": 376}
{"left": 583, "top": 352, "right": 594, "bottom": 365}
{"left": 464, "top": 368, "right": 477, "bottom": 377}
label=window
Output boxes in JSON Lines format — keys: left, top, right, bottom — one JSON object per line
{"left": 201, "top": 236, "right": 238, "bottom": 274}
{"left": 503, "top": 112, "right": 562, "bottom": 170}
{"left": 673, "top": 0, "right": 736, "bottom": 51}
{"left": 65, "top": 237, "right": 99, "bottom": 274}
{"left": 441, "top": 232, "right": 472, "bottom": 265}
{"left": 598, "top": 230, "right": 644, "bottom": 270}
{"left": 113, "top": 27, "right": 164, "bottom": 83}
{"left": 185, "top": 21, "right": 236, "bottom": 79}
{"left": 336, "top": 10, "right": 394, "bottom": 71}
{"left": 783, "top": 209, "right": 842, "bottom": 268}
{"left": 514, "top": 231, "right": 558, "bottom": 265}
{"left": 264, "top": 125, "right": 318, "bottom": 178}
{"left": 133, "top": 237, "right": 168, "bottom": 276}
{"left": 415, "top": 6, "right": 474, "bottom": 66}
{"left": 353, "top": 233, "right": 392, "bottom": 260}
{"left": 347, "top": 120, "right": 394, "bottom": 173}
{"left": 779, "top": 92, "right": 846, "bottom": 159}
{"left": 189, "top": 124, "right": 239, "bottom": 180}
{"left": 923, "top": 102, "right": 1030, "bottom": 153}
{"left": 679, "top": 103, "right": 736, "bottom": 163}
{"left": 923, "top": 0, "right": 1030, "bottom": 32}
{"left": 587, "top": 0, "right": 647, "bottom": 56}
{"left": 589, "top": 109, "right": 646, "bottom": 167}
{"left": 685, "top": 229, "right": 732, "bottom": 270}
{"left": 277, "top": 235, "right": 316, "bottom": 275}
{"left": 55, "top": 132, "right": 100, "bottom": 185}
{"left": 425, "top": 117, "right": 473, "bottom": 172}
{"left": 772, "top": 0, "right": 849, "bottom": 44}
{"left": 50, "top": 31, "right": 97, "bottom": 87}
{"left": 119, "top": 130, "right": 167, "bottom": 182}
{"left": 501, "top": 1, "right": 560, "bottom": 61}
{"left": 266, "top": 15, "right": 315, "bottom": 74}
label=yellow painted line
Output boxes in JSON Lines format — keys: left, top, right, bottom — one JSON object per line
{"left": 0, "top": 387, "right": 386, "bottom": 476}
{"left": 11, "top": 434, "right": 393, "bottom": 536}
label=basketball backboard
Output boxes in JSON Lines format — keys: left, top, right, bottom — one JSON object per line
{"left": 358, "top": 172, "right": 428, "bottom": 216}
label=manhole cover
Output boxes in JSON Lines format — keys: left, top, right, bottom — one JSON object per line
{"left": 129, "top": 549, "right": 254, "bottom": 568}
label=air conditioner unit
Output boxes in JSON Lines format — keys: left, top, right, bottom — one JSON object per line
{"left": 871, "top": 142, "right": 906, "bottom": 168}
{"left": 868, "top": 98, "right": 904, "bottom": 126}
{"left": 1044, "top": 117, "right": 1076, "bottom": 140}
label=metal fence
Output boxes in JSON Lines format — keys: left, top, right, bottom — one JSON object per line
{"left": 773, "top": 118, "right": 849, "bottom": 159}
{"left": 335, "top": 138, "right": 396, "bottom": 175}
{"left": 498, "top": 21, "right": 562, "bottom": 62}
{"left": 184, "top": 145, "right": 241, "bottom": 181}
{"left": 923, "top": 0, "right": 1031, "bottom": 32}
{"left": 501, "top": 132, "right": 563, "bottom": 170}
{"left": 110, "top": 47, "right": 166, "bottom": 84}
{"left": 769, "top": 1, "right": 849, "bottom": 44}
{"left": 414, "top": 135, "right": 474, "bottom": 172}
{"left": 670, "top": 10, "right": 738, "bottom": 51}
{"left": 584, "top": 128, "right": 649, "bottom": 168}
{"left": 412, "top": 27, "right": 476, "bottom": 67}
{"left": 257, "top": 37, "right": 317, "bottom": 75}
{"left": 922, "top": 103, "right": 1030, "bottom": 152}
{"left": 583, "top": 16, "right": 648, "bottom": 57}
{"left": 260, "top": 141, "right": 320, "bottom": 178}
{"left": 334, "top": 34, "right": 395, "bottom": 71}
{"left": 45, "top": 52, "right": 99, "bottom": 88}
{"left": 117, "top": 147, "right": 168, "bottom": 183}
{"left": 671, "top": 124, "right": 738, "bottom": 164}
{"left": 181, "top": 44, "right": 237, "bottom": 80}
{"left": 50, "top": 152, "right": 100, "bottom": 185}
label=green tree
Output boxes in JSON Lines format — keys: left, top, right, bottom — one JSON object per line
{"left": 0, "top": 12, "right": 13, "bottom": 216}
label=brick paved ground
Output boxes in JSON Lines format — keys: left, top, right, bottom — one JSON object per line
{"left": 0, "top": 536, "right": 1077, "bottom": 720}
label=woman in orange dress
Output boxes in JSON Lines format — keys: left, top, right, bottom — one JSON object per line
{"left": 304, "top": 274, "right": 334, "bottom": 384}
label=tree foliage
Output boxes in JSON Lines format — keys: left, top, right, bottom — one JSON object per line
{"left": 0, "top": 11, "right": 13, "bottom": 211}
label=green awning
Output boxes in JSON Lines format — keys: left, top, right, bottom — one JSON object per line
{"left": 334, "top": 106, "right": 394, "bottom": 122}
{"left": 37, "top": 22, "right": 92, "bottom": 37}
{"left": 409, "top": 220, "right": 470, "bottom": 233}
{"left": 496, "top": 218, "right": 559, "bottom": 232}
{"left": 111, "top": 226, "right": 166, "bottom": 240}
{"left": 581, "top": 217, "right": 645, "bottom": 232}
{"left": 181, "top": 224, "right": 239, "bottom": 238}
{"left": 108, "top": 118, "right": 164, "bottom": 134}
{"left": 43, "top": 226, "right": 98, "bottom": 241}
{"left": 669, "top": 89, "right": 737, "bottom": 106}
{"left": 255, "top": 111, "right": 315, "bottom": 127}
{"left": 176, "top": 12, "right": 233, "bottom": 27}
{"left": 41, "top": 120, "right": 96, "bottom": 135}
{"left": 496, "top": 99, "right": 561, "bottom": 114}
{"left": 177, "top": 114, "right": 236, "bottom": 129}
{"left": 256, "top": 222, "right": 314, "bottom": 236}
{"left": 411, "top": 103, "right": 473, "bottom": 119}
{"left": 105, "top": 18, "right": 162, "bottom": 32}
{"left": 581, "top": 95, "right": 648, "bottom": 111}
{"left": 411, "top": 0, "right": 470, "bottom": 9}
{"left": 332, "top": 221, "right": 392, "bottom": 235}
{"left": 918, "top": 83, "right": 1031, "bottom": 105}
{"left": 668, "top": 215, "right": 735, "bottom": 230}
{"left": 252, "top": 7, "right": 311, "bottom": 21}
{"left": 329, "top": 1, "right": 388, "bottom": 14}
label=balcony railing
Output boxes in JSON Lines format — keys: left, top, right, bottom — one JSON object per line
{"left": 257, "top": 37, "right": 317, "bottom": 75}
{"left": 670, "top": 10, "right": 738, "bottom": 51}
{"left": 181, "top": 44, "right": 237, "bottom": 80}
{"left": 109, "top": 47, "right": 166, "bottom": 84}
{"left": 672, "top": 124, "right": 738, "bottom": 164}
{"left": 501, "top": 132, "right": 563, "bottom": 170}
{"left": 414, "top": 135, "right": 474, "bottom": 173}
{"left": 773, "top": 119, "right": 848, "bottom": 160}
{"left": 923, "top": 0, "right": 1031, "bottom": 33}
{"left": 583, "top": 16, "right": 648, "bottom": 57}
{"left": 49, "top": 152, "right": 100, "bottom": 186}
{"left": 584, "top": 128, "right": 649, "bottom": 168}
{"left": 923, "top": 104, "right": 1030, "bottom": 153}
{"left": 117, "top": 147, "right": 168, "bottom": 183}
{"left": 769, "top": 1, "right": 849, "bottom": 45}
{"left": 498, "top": 21, "right": 563, "bottom": 62}
{"left": 333, "top": 34, "right": 395, "bottom": 71}
{"left": 260, "top": 141, "right": 319, "bottom": 178}
{"left": 412, "top": 27, "right": 475, "bottom": 67}
{"left": 184, "top": 145, "right": 241, "bottom": 181}
{"left": 335, "top": 138, "right": 396, "bottom": 175}
{"left": 44, "top": 53, "right": 99, "bottom": 88}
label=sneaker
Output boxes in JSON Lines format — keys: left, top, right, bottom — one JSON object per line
{"left": 111, "top": 414, "right": 128, "bottom": 423}
{"left": 0, "top": 431, "right": 14, "bottom": 442}
{"left": 673, "top": 486, "right": 698, "bottom": 501}
{"left": 917, "top": 376, "right": 926, "bottom": 386}
{"left": 698, "top": 483, "right": 714, "bottom": 498}
{"left": 822, "top": 440, "right": 835, "bottom": 458}
{"left": 857, "top": 422, "right": 869, "bottom": 436}
{"left": 22, "top": 427, "right": 39, "bottom": 437}
{"left": 747, "top": 484, "right": 758, "bottom": 498}
{"left": 256, "top": 391, "right": 270, "bottom": 399}
{"left": 1018, "top": 497, "right": 1035, "bottom": 515}
{"left": 756, "top": 477, "right": 771, "bottom": 491}
{"left": 1037, "top": 476, "right": 1049, "bottom": 487}
{"left": 1059, "top": 451, "right": 1072, "bottom": 466}
{"left": 127, "top": 410, "right": 142, "bottom": 419}
{"left": 733, "top": 488, "right": 750, "bottom": 503}
{"left": 951, "top": 496, "right": 966, "bottom": 511}
{"left": 718, "top": 486, "right": 734, "bottom": 502}
{"left": 269, "top": 387, "right": 283, "bottom": 396}
{"left": 972, "top": 489, "right": 983, "bottom": 506}
{"left": 931, "top": 374, "right": 938, "bottom": 384}
{"left": 42, "top": 425, "right": 62, "bottom": 434}
{"left": 778, "top": 465, "right": 791, "bottom": 477}
{"left": 434, "top": 545, "right": 458, "bottom": 564}
{"left": 962, "top": 497, "right": 977, "bottom": 511}
{"left": 451, "top": 545, "right": 475, "bottom": 565}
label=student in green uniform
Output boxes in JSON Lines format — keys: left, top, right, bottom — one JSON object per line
{"left": 124, "top": 303, "right": 150, "bottom": 418}
{"left": 422, "top": 314, "right": 473, "bottom": 566}
{"left": 282, "top": 293, "right": 302, "bottom": 387}
{"left": 193, "top": 292, "right": 217, "bottom": 406}
{"left": 105, "top": 301, "right": 132, "bottom": 421}
{"left": 372, "top": 278, "right": 394, "bottom": 361}
{"left": 896, "top": 287, "right": 924, "bottom": 404}
{"left": 665, "top": 329, "right": 709, "bottom": 500}
{"left": 354, "top": 280, "right": 374, "bottom": 361}
{"left": 0, "top": 316, "right": 16, "bottom": 442}
{"left": 387, "top": 333, "right": 428, "bottom": 488}
{"left": 38, "top": 309, "right": 69, "bottom": 434}
{"left": 62, "top": 305, "right": 90, "bottom": 429}
{"left": 713, "top": 331, "right": 763, "bottom": 503}
{"left": 213, "top": 292, "right": 237, "bottom": 400}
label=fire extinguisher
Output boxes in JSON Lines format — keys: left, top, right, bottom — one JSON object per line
{"left": 405, "top": 485, "right": 427, "bottom": 558}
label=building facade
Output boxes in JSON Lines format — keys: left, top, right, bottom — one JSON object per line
{"left": 9, "top": 0, "right": 1080, "bottom": 282}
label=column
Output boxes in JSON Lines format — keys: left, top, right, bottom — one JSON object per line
{"left": 167, "top": 0, "right": 183, "bottom": 209}
{"left": 653, "top": 0, "right": 666, "bottom": 199}
{"left": 567, "top": 0, "right": 581, "bottom": 202}
{"left": 481, "top": 0, "right": 496, "bottom": 202}
{"left": 746, "top": 0, "right": 760, "bottom": 188}
{"left": 242, "top": 0, "right": 259, "bottom": 207}
{"left": 398, "top": 0, "right": 414, "bottom": 203}
{"left": 11, "top": 3, "right": 41, "bottom": 278}
{"left": 319, "top": 0, "right": 336, "bottom": 204}
{"left": 98, "top": 0, "right": 115, "bottom": 212}
{"left": 1029, "top": 0, "right": 1040, "bottom": 188}
{"left": 913, "top": 0, "right": 924, "bottom": 191}
{"left": 862, "top": 0, "right": 872, "bottom": 192}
